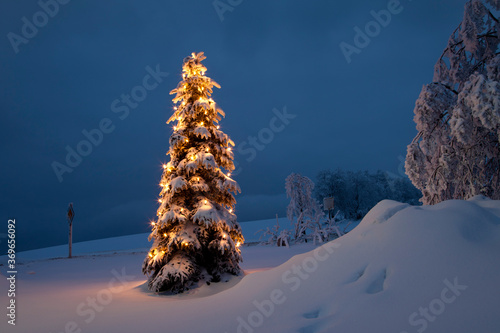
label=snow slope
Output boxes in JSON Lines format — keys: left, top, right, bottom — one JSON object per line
{"left": 1, "top": 196, "right": 500, "bottom": 333}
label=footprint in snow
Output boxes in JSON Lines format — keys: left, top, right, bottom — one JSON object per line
{"left": 366, "top": 268, "right": 388, "bottom": 294}
{"left": 302, "top": 309, "right": 320, "bottom": 319}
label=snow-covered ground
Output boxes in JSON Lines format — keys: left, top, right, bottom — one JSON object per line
{"left": 12, "top": 217, "right": 285, "bottom": 261}
{"left": 1, "top": 196, "right": 500, "bottom": 332}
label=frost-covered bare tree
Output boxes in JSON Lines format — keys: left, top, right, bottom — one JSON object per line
{"left": 285, "top": 173, "right": 323, "bottom": 241}
{"left": 406, "top": 0, "right": 500, "bottom": 204}
{"left": 257, "top": 220, "right": 291, "bottom": 247}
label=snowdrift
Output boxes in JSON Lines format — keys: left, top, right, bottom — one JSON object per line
{"left": 211, "top": 196, "right": 500, "bottom": 333}
{"left": 2, "top": 196, "right": 499, "bottom": 333}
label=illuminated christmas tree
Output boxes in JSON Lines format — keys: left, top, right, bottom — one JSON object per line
{"left": 142, "top": 52, "right": 244, "bottom": 293}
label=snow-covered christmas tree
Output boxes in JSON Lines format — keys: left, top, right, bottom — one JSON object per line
{"left": 142, "top": 52, "right": 244, "bottom": 293}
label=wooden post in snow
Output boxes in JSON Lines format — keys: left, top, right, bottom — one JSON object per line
{"left": 67, "top": 203, "right": 75, "bottom": 258}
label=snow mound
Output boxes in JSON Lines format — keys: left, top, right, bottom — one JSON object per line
{"left": 200, "top": 197, "right": 500, "bottom": 333}
{"left": 360, "top": 199, "right": 409, "bottom": 225}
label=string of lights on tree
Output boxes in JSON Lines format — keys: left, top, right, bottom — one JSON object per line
{"left": 142, "top": 52, "right": 244, "bottom": 293}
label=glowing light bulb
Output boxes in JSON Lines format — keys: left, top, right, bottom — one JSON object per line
{"left": 163, "top": 233, "right": 167, "bottom": 237}
{"left": 185, "top": 138, "right": 189, "bottom": 142}
{"left": 151, "top": 222, "right": 156, "bottom": 226}
{"left": 173, "top": 126, "right": 178, "bottom": 131}
{"left": 163, "top": 164, "right": 167, "bottom": 169}
{"left": 216, "top": 125, "right": 220, "bottom": 129}
{"left": 236, "top": 242, "right": 241, "bottom": 247}
{"left": 180, "top": 208, "right": 184, "bottom": 212}
{"left": 229, "top": 208, "right": 233, "bottom": 213}
{"left": 228, "top": 173, "right": 231, "bottom": 177}
{"left": 227, "top": 147, "right": 232, "bottom": 152}
{"left": 204, "top": 200, "right": 208, "bottom": 204}
{"left": 158, "top": 199, "right": 163, "bottom": 203}
{"left": 206, "top": 147, "right": 209, "bottom": 152}
{"left": 148, "top": 253, "right": 153, "bottom": 258}
{"left": 191, "top": 156, "right": 195, "bottom": 161}
{"left": 200, "top": 122, "right": 204, "bottom": 126}
{"left": 162, "top": 250, "right": 165, "bottom": 254}
{"left": 222, "top": 234, "right": 226, "bottom": 239}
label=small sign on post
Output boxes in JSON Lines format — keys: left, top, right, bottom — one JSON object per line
{"left": 323, "top": 197, "right": 335, "bottom": 219}
{"left": 67, "top": 203, "right": 75, "bottom": 258}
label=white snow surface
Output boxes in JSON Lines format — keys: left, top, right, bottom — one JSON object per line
{"left": 2, "top": 197, "right": 500, "bottom": 332}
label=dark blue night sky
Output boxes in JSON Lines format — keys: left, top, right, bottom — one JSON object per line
{"left": 1, "top": 0, "right": 468, "bottom": 251}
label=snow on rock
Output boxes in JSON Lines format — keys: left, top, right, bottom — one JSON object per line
{"left": 3, "top": 197, "right": 500, "bottom": 333}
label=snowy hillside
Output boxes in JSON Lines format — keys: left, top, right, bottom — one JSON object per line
{"left": 2, "top": 197, "right": 500, "bottom": 332}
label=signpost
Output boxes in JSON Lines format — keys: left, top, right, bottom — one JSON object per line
{"left": 67, "top": 203, "right": 75, "bottom": 258}
{"left": 323, "top": 197, "right": 335, "bottom": 219}
{"left": 323, "top": 196, "right": 344, "bottom": 237}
